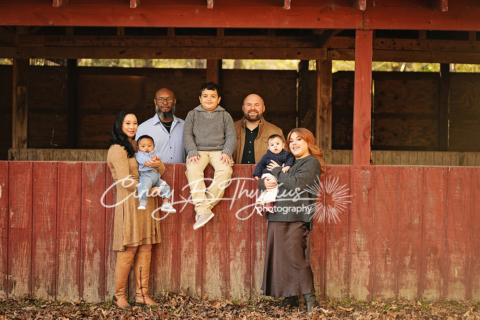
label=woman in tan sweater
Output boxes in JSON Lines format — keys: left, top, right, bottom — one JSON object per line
{"left": 107, "top": 110, "right": 165, "bottom": 309}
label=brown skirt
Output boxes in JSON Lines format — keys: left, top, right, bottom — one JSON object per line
{"left": 261, "top": 221, "right": 315, "bottom": 297}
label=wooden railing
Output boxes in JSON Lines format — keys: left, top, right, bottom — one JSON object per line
{"left": 9, "top": 148, "right": 480, "bottom": 166}
{"left": 1, "top": 161, "right": 479, "bottom": 302}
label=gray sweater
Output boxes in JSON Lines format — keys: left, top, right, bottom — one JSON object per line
{"left": 258, "top": 155, "right": 321, "bottom": 228}
{"left": 182, "top": 105, "right": 237, "bottom": 159}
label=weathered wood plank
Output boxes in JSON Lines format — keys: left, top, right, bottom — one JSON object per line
{"left": 104, "top": 169, "right": 116, "bottom": 301}
{"left": 203, "top": 166, "right": 227, "bottom": 299}
{"left": 81, "top": 162, "right": 106, "bottom": 302}
{"left": 177, "top": 164, "right": 203, "bottom": 297}
{"left": 398, "top": 167, "right": 423, "bottom": 300}
{"left": 373, "top": 166, "right": 398, "bottom": 300}
{"left": 325, "top": 166, "right": 351, "bottom": 299}
{"left": 8, "top": 162, "right": 32, "bottom": 298}
{"left": 251, "top": 164, "right": 267, "bottom": 298}
{"left": 0, "top": 162, "right": 8, "bottom": 299}
{"left": 225, "top": 165, "right": 251, "bottom": 300}
{"left": 32, "top": 162, "right": 57, "bottom": 300}
{"left": 350, "top": 166, "right": 374, "bottom": 300}
{"left": 471, "top": 168, "right": 480, "bottom": 299}
{"left": 446, "top": 167, "right": 471, "bottom": 300}
{"left": 317, "top": 60, "right": 333, "bottom": 150}
{"left": 311, "top": 169, "right": 326, "bottom": 299}
{"left": 153, "top": 163, "right": 179, "bottom": 295}
{"left": 352, "top": 30, "right": 372, "bottom": 166}
{"left": 56, "top": 162, "right": 81, "bottom": 301}
{"left": 422, "top": 167, "right": 447, "bottom": 300}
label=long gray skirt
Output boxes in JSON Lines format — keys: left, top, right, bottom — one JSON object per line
{"left": 261, "top": 221, "right": 315, "bottom": 297}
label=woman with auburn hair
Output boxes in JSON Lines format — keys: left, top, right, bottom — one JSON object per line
{"left": 259, "top": 128, "right": 326, "bottom": 312}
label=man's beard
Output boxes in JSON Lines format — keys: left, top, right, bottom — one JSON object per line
{"left": 156, "top": 105, "right": 176, "bottom": 121}
{"left": 244, "top": 111, "right": 262, "bottom": 122}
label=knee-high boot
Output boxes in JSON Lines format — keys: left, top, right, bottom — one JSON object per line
{"left": 113, "top": 251, "right": 135, "bottom": 309}
{"left": 134, "top": 251, "right": 159, "bottom": 306}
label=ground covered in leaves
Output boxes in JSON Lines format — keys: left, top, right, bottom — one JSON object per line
{"left": 1, "top": 291, "right": 480, "bottom": 319}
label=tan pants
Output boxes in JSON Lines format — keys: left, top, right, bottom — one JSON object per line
{"left": 185, "top": 151, "right": 233, "bottom": 215}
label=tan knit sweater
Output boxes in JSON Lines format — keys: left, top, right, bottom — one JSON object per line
{"left": 107, "top": 142, "right": 165, "bottom": 251}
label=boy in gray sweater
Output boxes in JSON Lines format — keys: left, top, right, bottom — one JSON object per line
{"left": 182, "top": 82, "right": 237, "bottom": 230}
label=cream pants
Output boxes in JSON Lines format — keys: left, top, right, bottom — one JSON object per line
{"left": 185, "top": 151, "right": 233, "bottom": 215}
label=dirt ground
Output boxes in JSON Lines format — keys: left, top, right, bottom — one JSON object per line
{"left": 1, "top": 291, "right": 479, "bottom": 319}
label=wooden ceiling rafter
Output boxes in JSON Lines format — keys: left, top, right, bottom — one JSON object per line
{"left": 432, "top": 0, "right": 448, "bottom": 12}
{"left": 52, "top": 0, "right": 68, "bottom": 7}
{"left": 316, "top": 29, "right": 342, "bottom": 47}
{"left": 207, "top": 0, "right": 214, "bottom": 9}
{"left": 353, "top": 0, "right": 366, "bottom": 11}
{"left": 0, "top": 27, "right": 16, "bottom": 46}
{"left": 130, "top": 0, "right": 141, "bottom": 9}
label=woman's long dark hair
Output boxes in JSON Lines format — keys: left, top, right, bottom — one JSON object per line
{"left": 109, "top": 110, "right": 137, "bottom": 158}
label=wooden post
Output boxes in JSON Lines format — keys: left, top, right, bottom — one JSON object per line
{"left": 12, "top": 59, "right": 29, "bottom": 149}
{"left": 298, "top": 60, "right": 309, "bottom": 126}
{"left": 352, "top": 30, "right": 373, "bottom": 166}
{"left": 206, "top": 59, "right": 221, "bottom": 84}
{"left": 316, "top": 60, "right": 333, "bottom": 150}
{"left": 439, "top": 63, "right": 450, "bottom": 151}
{"left": 67, "top": 59, "right": 78, "bottom": 148}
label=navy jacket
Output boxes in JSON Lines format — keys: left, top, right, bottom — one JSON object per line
{"left": 253, "top": 149, "right": 295, "bottom": 177}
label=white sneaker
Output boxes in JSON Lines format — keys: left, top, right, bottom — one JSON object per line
{"left": 138, "top": 200, "right": 147, "bottom": 210}
{"left": 193, "top": 212, "right": 214, "bottom": 230}
{"left": 161, "top": 202, "right": 176, "bottom": 213}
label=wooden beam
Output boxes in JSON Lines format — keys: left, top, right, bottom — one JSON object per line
{"left": 316, "top": 60, "right": 332, "bottom": 150}
{"left": 67, "top": 59, "right": 78, "bottom": 148}
{"left": 297, "top": 60, "right": 309, "bottom": 126}
{"left": 12, "top": 59, "right": 29, "bottom": 149}
{"left": 438, "top": 63, "right": 449, "bottom": 151}
{"left": 0, "top": 4, "right": 364, "bottom": 29}
{"left": 0, "top": 46, "right": 328, "bottom": 60}
{"left": 353, "top": 0, "right": 366, "bottom": 11}
{"left": 53, "top": 0, "right": 68, "bottom": 7}
{"left": 352, "top": 30, "right": 372, "bottom": 166}
{"left": 316, "top": 29, "right": 341, "bottom": 48}
{"left": 207, "top": 0, "right": 214, "bottom": 9}
{"left": 328, "top": 48, "right": 480, "bottom": 64}
{"left": 469, "top": 31, "right": 476, "bottom": 41}
{"left": 17, "top": 34, "right": 480, "bottom": 53}
{"left": 0, "top": 27, "right": 16, "bottom": 46}
{"left": 284, "top": 0, "right": 291, "bottom": 10}
{"left": 419, "top": 30, "right": 427, "bottom": 40}
{"left": 130, "top": 0, "right": 141, "bottom": 9}
{"left": 432, "top": 0, "right": 448, "bottom": 12}
{"left": 206, "top": 59, "right": 221, "bottom": 84}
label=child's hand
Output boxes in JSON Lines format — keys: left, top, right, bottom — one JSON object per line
{"left": 282, "top": 166, "right": 291, "bottom": 173}
{"left": 151, "top": 155, "right": 159, "bottom": 161}
{"left": 188, "top": 155, "right": 200, "bottom": 165}
{"left": 255, "top": 176, "right": 260, "bottom": 180}
{"left": 220, "top": 153, "right": 232, "bottom": 166}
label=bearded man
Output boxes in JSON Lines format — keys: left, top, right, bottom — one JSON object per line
{"left": 136, "top": 88, "right": 186, "bottom": 163}
{"left": 232, "top": 94, "right": 285, "bottom": 164}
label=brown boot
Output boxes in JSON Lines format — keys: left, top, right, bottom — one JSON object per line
{"left": 134, "top": 251, "right": 159, "bottom": 306}
{"left": 113, "top": 251, "right": 135, "bottom": 310}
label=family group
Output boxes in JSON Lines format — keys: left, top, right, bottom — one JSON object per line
{"left": 106, "top": 81, "right": 326, "bottom": 312}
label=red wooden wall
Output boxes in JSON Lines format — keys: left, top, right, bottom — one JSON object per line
{"left": 0, "top": 161, "right": 479, "bottom": 302}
